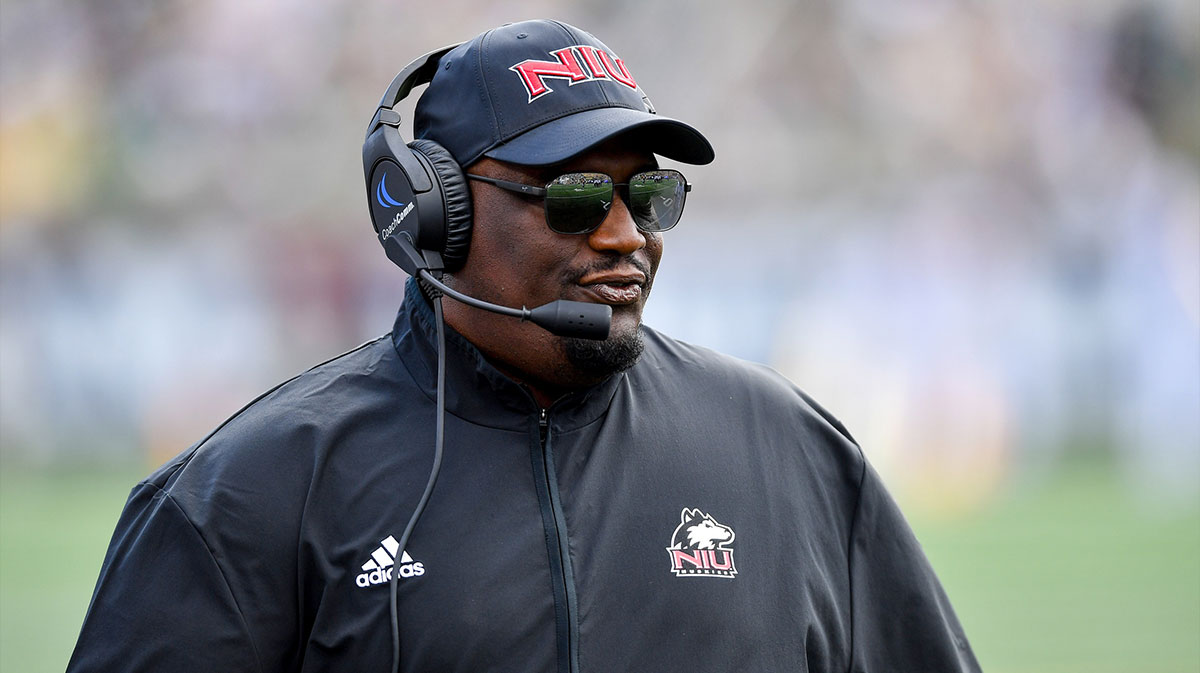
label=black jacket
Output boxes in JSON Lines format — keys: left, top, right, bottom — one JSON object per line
{"left": 68, "top": 280, "right": 980, "bottom": 672}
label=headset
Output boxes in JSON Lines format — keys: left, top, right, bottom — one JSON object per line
{"left": 363, "top": 43, "right": 471, "bottom": 277}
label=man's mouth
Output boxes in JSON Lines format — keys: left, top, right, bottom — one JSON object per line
{"left": 576, "top": 271, "right": 647, "bottom": 305}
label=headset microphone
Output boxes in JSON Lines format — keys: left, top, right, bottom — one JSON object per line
{"left": 391, "top": 232, "right": 611, "bottom": 341}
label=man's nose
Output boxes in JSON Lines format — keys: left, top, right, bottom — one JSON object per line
{"left": 586, "top": 191, "right": 646, "bottom": 255}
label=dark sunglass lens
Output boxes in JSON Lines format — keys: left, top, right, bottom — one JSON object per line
{"left": 544, "top": 173, "right": 613, "bottom": 234}
{"left": 628, "top": 170, "right": 686, "bottom": 232}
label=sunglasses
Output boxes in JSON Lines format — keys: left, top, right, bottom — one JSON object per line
{"left": 466, "top": 169, "right": 691, "bottom": 235}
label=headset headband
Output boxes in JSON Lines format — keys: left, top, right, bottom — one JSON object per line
{"left": 366, "top": 43, "right": 463, "bottom": 140}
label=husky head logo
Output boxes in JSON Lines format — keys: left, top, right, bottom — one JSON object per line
{"left": 670, "top": 508, "right": 735, "bottom": 550}
{"left": 667, "top": 508, "right": 738, "bottom": 578}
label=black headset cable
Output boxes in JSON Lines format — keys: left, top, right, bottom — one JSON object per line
{"left": 389, "top": 290, "right": 447, "bottom": 672}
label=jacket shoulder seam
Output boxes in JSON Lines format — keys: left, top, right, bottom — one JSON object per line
{"left": 190, "top": 335, "right": 389, "bottom": 453}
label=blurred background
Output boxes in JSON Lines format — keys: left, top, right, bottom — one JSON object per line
{"left": 1, "top": 0, "right": 1197, "bottom": 671}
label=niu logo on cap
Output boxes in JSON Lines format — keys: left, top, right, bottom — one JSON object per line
{"left": 666, "top": 508, "right": 738, "bottom": 578}
{"left": 510, "top": 45, "right": 638, "bottom": 103}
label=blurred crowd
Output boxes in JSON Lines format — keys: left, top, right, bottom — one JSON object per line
{"left": 1, "top": 0, "right": 1197, "bottom": 511}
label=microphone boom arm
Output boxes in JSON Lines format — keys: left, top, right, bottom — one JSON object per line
{"left": 389, "top": 232, "right": 612, "bottom": 341}
{"left": 416, "top": 269, "right": 612, "bottom": 341}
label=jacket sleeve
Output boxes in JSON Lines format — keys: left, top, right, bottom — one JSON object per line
{"left": 846, "top": 462, "right": 981, "bottom": 673}
{"left": 67, "top": 482, "right": 264, "bottom": 673}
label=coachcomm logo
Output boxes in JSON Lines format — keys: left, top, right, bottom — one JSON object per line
{"left": 666, "top": 508, "right": 738, "bottom": 578}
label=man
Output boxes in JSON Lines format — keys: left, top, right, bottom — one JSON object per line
{"left": 68, "top": 20, "right": 980, "bottom": 673}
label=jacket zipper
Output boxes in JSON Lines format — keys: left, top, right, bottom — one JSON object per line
{"left": 534, "top": 408, "right": 580, "bottom": 673}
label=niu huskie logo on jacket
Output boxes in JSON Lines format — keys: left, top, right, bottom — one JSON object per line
{"left": 666, "top": 508, "right": 738, "bottom": 578}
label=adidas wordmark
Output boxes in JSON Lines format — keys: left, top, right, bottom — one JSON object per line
{"left": 355, "top": 535, "right": 425, "bottom": 588}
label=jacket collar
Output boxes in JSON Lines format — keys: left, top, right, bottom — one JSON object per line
{"left": 391, "top": 279, "right": 624, "bottom": 432}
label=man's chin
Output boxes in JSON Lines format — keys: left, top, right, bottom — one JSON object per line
{"left": 562, "top": 323, "right": 645, "bottom": 379}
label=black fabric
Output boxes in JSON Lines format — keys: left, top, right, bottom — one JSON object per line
{"left": 409, "top": 138, "right": 472, "bottom": 271}
{"left": 67, "top": 279, "right": 980, "bottom": 673}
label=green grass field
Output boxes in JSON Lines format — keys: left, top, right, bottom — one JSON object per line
{"left": 913, "top": 465, "right": 1200, "bottom": 673}
{"left": 1, "top": 462, "right": 1197, "bottom": 672}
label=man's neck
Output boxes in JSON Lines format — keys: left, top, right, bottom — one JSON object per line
{"left": 482, "top": 358, "right": 567, "bottom": 408}
{"left": 438, "top": 290, "right": 609, "bottom": 406}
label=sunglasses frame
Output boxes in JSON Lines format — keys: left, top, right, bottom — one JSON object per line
{"left": 466, "top": 170, "right": 691, "bottom": 235}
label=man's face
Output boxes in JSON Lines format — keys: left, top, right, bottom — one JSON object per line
{"left": 443, "top": 139, "right": 664, "bottom": 398}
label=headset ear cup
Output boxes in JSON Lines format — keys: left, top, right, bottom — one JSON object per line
{"left": 408, "top": 139, "right": 472, "bottom": 271}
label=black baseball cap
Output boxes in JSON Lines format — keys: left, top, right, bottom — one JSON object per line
{"left": 413, "top": 20, "right": 715, "bottom": 168}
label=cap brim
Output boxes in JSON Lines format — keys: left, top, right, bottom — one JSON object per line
{"left": 482, "top": 107, "right": 715, "bottom": 167}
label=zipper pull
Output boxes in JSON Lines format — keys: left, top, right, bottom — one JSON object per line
{"left": 538, "top": 408, "right": 550, "bottom": 444}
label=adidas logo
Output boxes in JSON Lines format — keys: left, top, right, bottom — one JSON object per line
{"left": 355, "top": 535, "right": 425, "bottom": 588}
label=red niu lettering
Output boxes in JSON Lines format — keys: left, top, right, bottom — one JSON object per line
{"left": 596, "top": 49, "right": 637, "bottom": 89}
{"left": 671, "top": 549, "right": 734, "bottom": 570}
{"left": 576, "top": 46, "right": 609, "bottom": 80}
{"left": 511, "top": 47, "right": 587, "bottom": 100}
{"left": 510, "top": 46, "right": 639, "bottom": 102}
